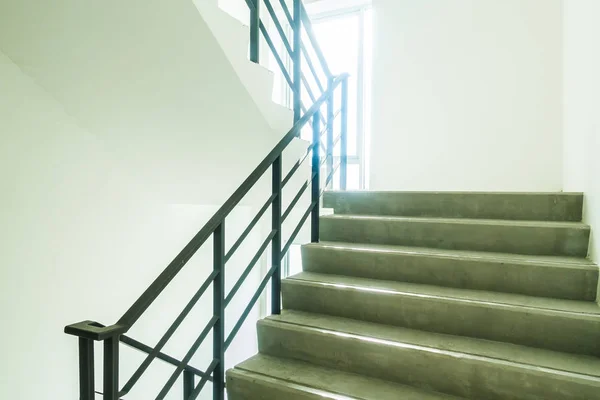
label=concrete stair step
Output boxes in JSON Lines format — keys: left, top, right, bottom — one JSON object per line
{"left": 282, "top": 272, "right": 600, "bottom": 356}
{"left": 319, "top": 214, "right": 590, "bottom": 257}
{"left": 272, "top": 311, "right": 600, "bottom": 379}
{"left": 227, "top": 369, "right": 356, "bottom": 399}
{"left": 228, "top": 354, "right": 464, "bottom": 400}
{"left": 258, "top": 311, "right": 600, "bottom": 400}
{"left": 301, "top": 242, "right": 598, "bottom": 301}
{"left": 323, "top": 191, "right": 584, "bottom": 222}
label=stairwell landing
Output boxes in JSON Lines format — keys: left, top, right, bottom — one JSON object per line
{"left": 227, "top": 191, "right": 600, "bottom": 400}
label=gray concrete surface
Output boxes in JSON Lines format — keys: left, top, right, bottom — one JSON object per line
{"left": 229, "top": 354, "right": 463, "bottom": 399}
{"left": 272, "top": 311, "right": 600, "bottom": 378}
{"left": 257, "top": 314, "right": 600, "bottom": 400}
{"left": 323, "top": 191, "right": 584, "bottom": 221}
{"left": 227, "top": 191, "right": 600, "bottom": 400}
{"left": 227, "top": 369, "right": 355, "bottom": 400}
{"left": 282, "top": 272, "right": 600, "bottom": 355}
{"left": 319, "top": 215, "right": 591, "bottom": 257}
{"left": 302, "top": 242, "right": 598, "bottom": 300}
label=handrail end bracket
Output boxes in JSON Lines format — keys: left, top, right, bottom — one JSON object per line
{"left": 65, "top": 320, "right": 128, "bottom": 341}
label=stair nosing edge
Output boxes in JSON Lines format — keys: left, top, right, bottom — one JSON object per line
{"left": 284, "top": 275, "right": 600, "bottom": 318}
{"left": 319, "top": 214, "right": 590, "bottom": 229}
{"left": 229, "top": 368, "right": 362, "bottom": 400}
{"left": 260, "top": 317, "right": 600, "bottom": 383}
{"left": 303, "top": 242, "right": 596, "bottom": 270}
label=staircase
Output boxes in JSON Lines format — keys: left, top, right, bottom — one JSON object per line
{"left": 63, "top": 1, "right": 354, "bottom": 398}
{"left": 60, "top": 1, "right": 598, "bottom": 398}
{"left": 227, "top": 191, "right": 600, "bottom": 399}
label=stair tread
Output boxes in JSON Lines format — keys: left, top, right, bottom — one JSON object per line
{"left": 321, "top": 214, "right": 590, "bottom": 229}
{"left": 267, "top": 310, "right": 600, "bottom": 380}
{"left": 287, "top": 272, "right": 600, "bottom": 316}
{"left": 326, "top": 190, "right": 584, "bottom": 196}
{"left": 307, "top": 241, "right": 595, "bottom": 269}
{"left": 234, "top": 354, "right": 464, "bottom": 399}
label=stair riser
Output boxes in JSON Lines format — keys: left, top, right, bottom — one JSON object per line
{"left": 323, "top": 192, "right": 584, "bottom": 222}
{"left": 282, "top": 280, "right": 600, "bottom": 356}
{"left": 320, "top": 217, "right": 590, "bottom": 257}
{"left": 301, "top": 245, "right": 598, "bottom": 301}
{"left": 233, "top": 354, "right": 463, "bottom": 400}
{"left": 227, "top": 370, "right": 336, "bottom": 400}
{"left": 258, "top": 321, "right": 600, "bottom": 400}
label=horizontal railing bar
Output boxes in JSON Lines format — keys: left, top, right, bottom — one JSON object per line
{"left": 333, "top": 108, "right": 341, "bottom": 121}
{"left": 111, "top": 73, "right": 346, "bottom": 332}
{"left": 278, "top": 0, "right": 293, "bottom": 26}
{"left": 300, "top": 3, "right": 333, "bottom": 78}
{"left": 282, "top": 143, "right": 316, "bottom": 188}
{"left": 119, "top": 270, "right": 218, "bottom": 395}
{"left": 281, "top": 200, "right": 317, "bottom": 257}
{"left": 156, "top": 316, "right": 218, "bottom": 399}
{"left": 188, "top": 359, "right": 220, "bottom": 400}
{"left": 319, "top": 124, "right": 328, "bottom": 138}
{"left": 225, "top": 230, "right": 277, "bottom": 307}
{"left": 118, "top": 335, "right": 213, "bottom": 392}
{"left": 301, "top": 42, "right": 325, "bottom": 94}
{"left": 303, "top": 79, "right": 327, "bottom": 117}
{"left": 318, "top": 113, "right": 342, "bottom": 143}
{"left": 332, "top": 132, "right": 341, "bottom": 149}
{"left": 282, "top": 173, "right": 315, "bottom": 222}
{"left": 224, "top": 261, "right": 280, "bottom": 350}
{"left": 325, "top": 161, "right": 341, "bottom": 188}
{"left": 225, "top": 194, "right": 276, "bottom": 263}
{"left": 320, "top": 153, "right": 331, "bottom": 167}
{"left": 316, "top": 112, "right": 341, "bottom": 150}
{"left": 301, "top": 73, "right": 327, "bottom": 126}
{"left": 302, "top": 72, "right": 318, "bottom": 103}
{"left": 263, "top": 0, "right": 294, "bottom": 57}
{"left": 281, "top": 143, "right": 316, "bottom": 189}
{"left": 260, "top": 22, "right": 293, "bottom": 88}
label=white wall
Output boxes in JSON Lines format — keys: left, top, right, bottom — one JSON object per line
{"left": 197, "top": 0, "right": 298, "bottom": 135}
{"left": 219, "top": 0, "right": 251, "bottom": 25}
{"left": 0, "top": 1, "right": 284, "bottom": 395}
{"left": 563, "top": 0, "right": 600, "bottom": 261}
{"left": 370, "top": 0, "right": 563, "bottom": 191}
{"left": 0, "top": 0, "right": 288, "bottom": 206}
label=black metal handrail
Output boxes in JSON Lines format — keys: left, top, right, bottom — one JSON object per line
{"left": 66, "top": 74, "right": 349, "bottom": 399}
{"left": 65, "top": 1, "right": 348, "bottom": 399}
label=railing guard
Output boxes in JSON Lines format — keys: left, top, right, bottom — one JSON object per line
{"left": 65, "top": 1, "right": 349, "bottom": 398}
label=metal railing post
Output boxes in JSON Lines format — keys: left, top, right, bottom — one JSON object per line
{"left": 340, "top": 76, "right": 349, "bottom": 190}
{"left": 183, "top": 370, "right": 194, "bottom": 399}
{"left": 311, "top": 111, "right": 321, "bottom": 243}
{"left": 103, "top": 337, "right": 120, "bottom": 400}
{"left": 271, "top": 156, "right": 283, "bottom": 314}
{"left": 78, "top": 338, "right": 95, "bottom": 400}
{"left": 327, "top": 77, "right": 335, "bottom": 189}
{"left": 250, "top": 0, "right": 260, "bottom": 63}
{"left": 293, "top": 0, "right": 302, "bottom": 124}
{"left": 213, "top": 223, "right": 225, "bottom": 400}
